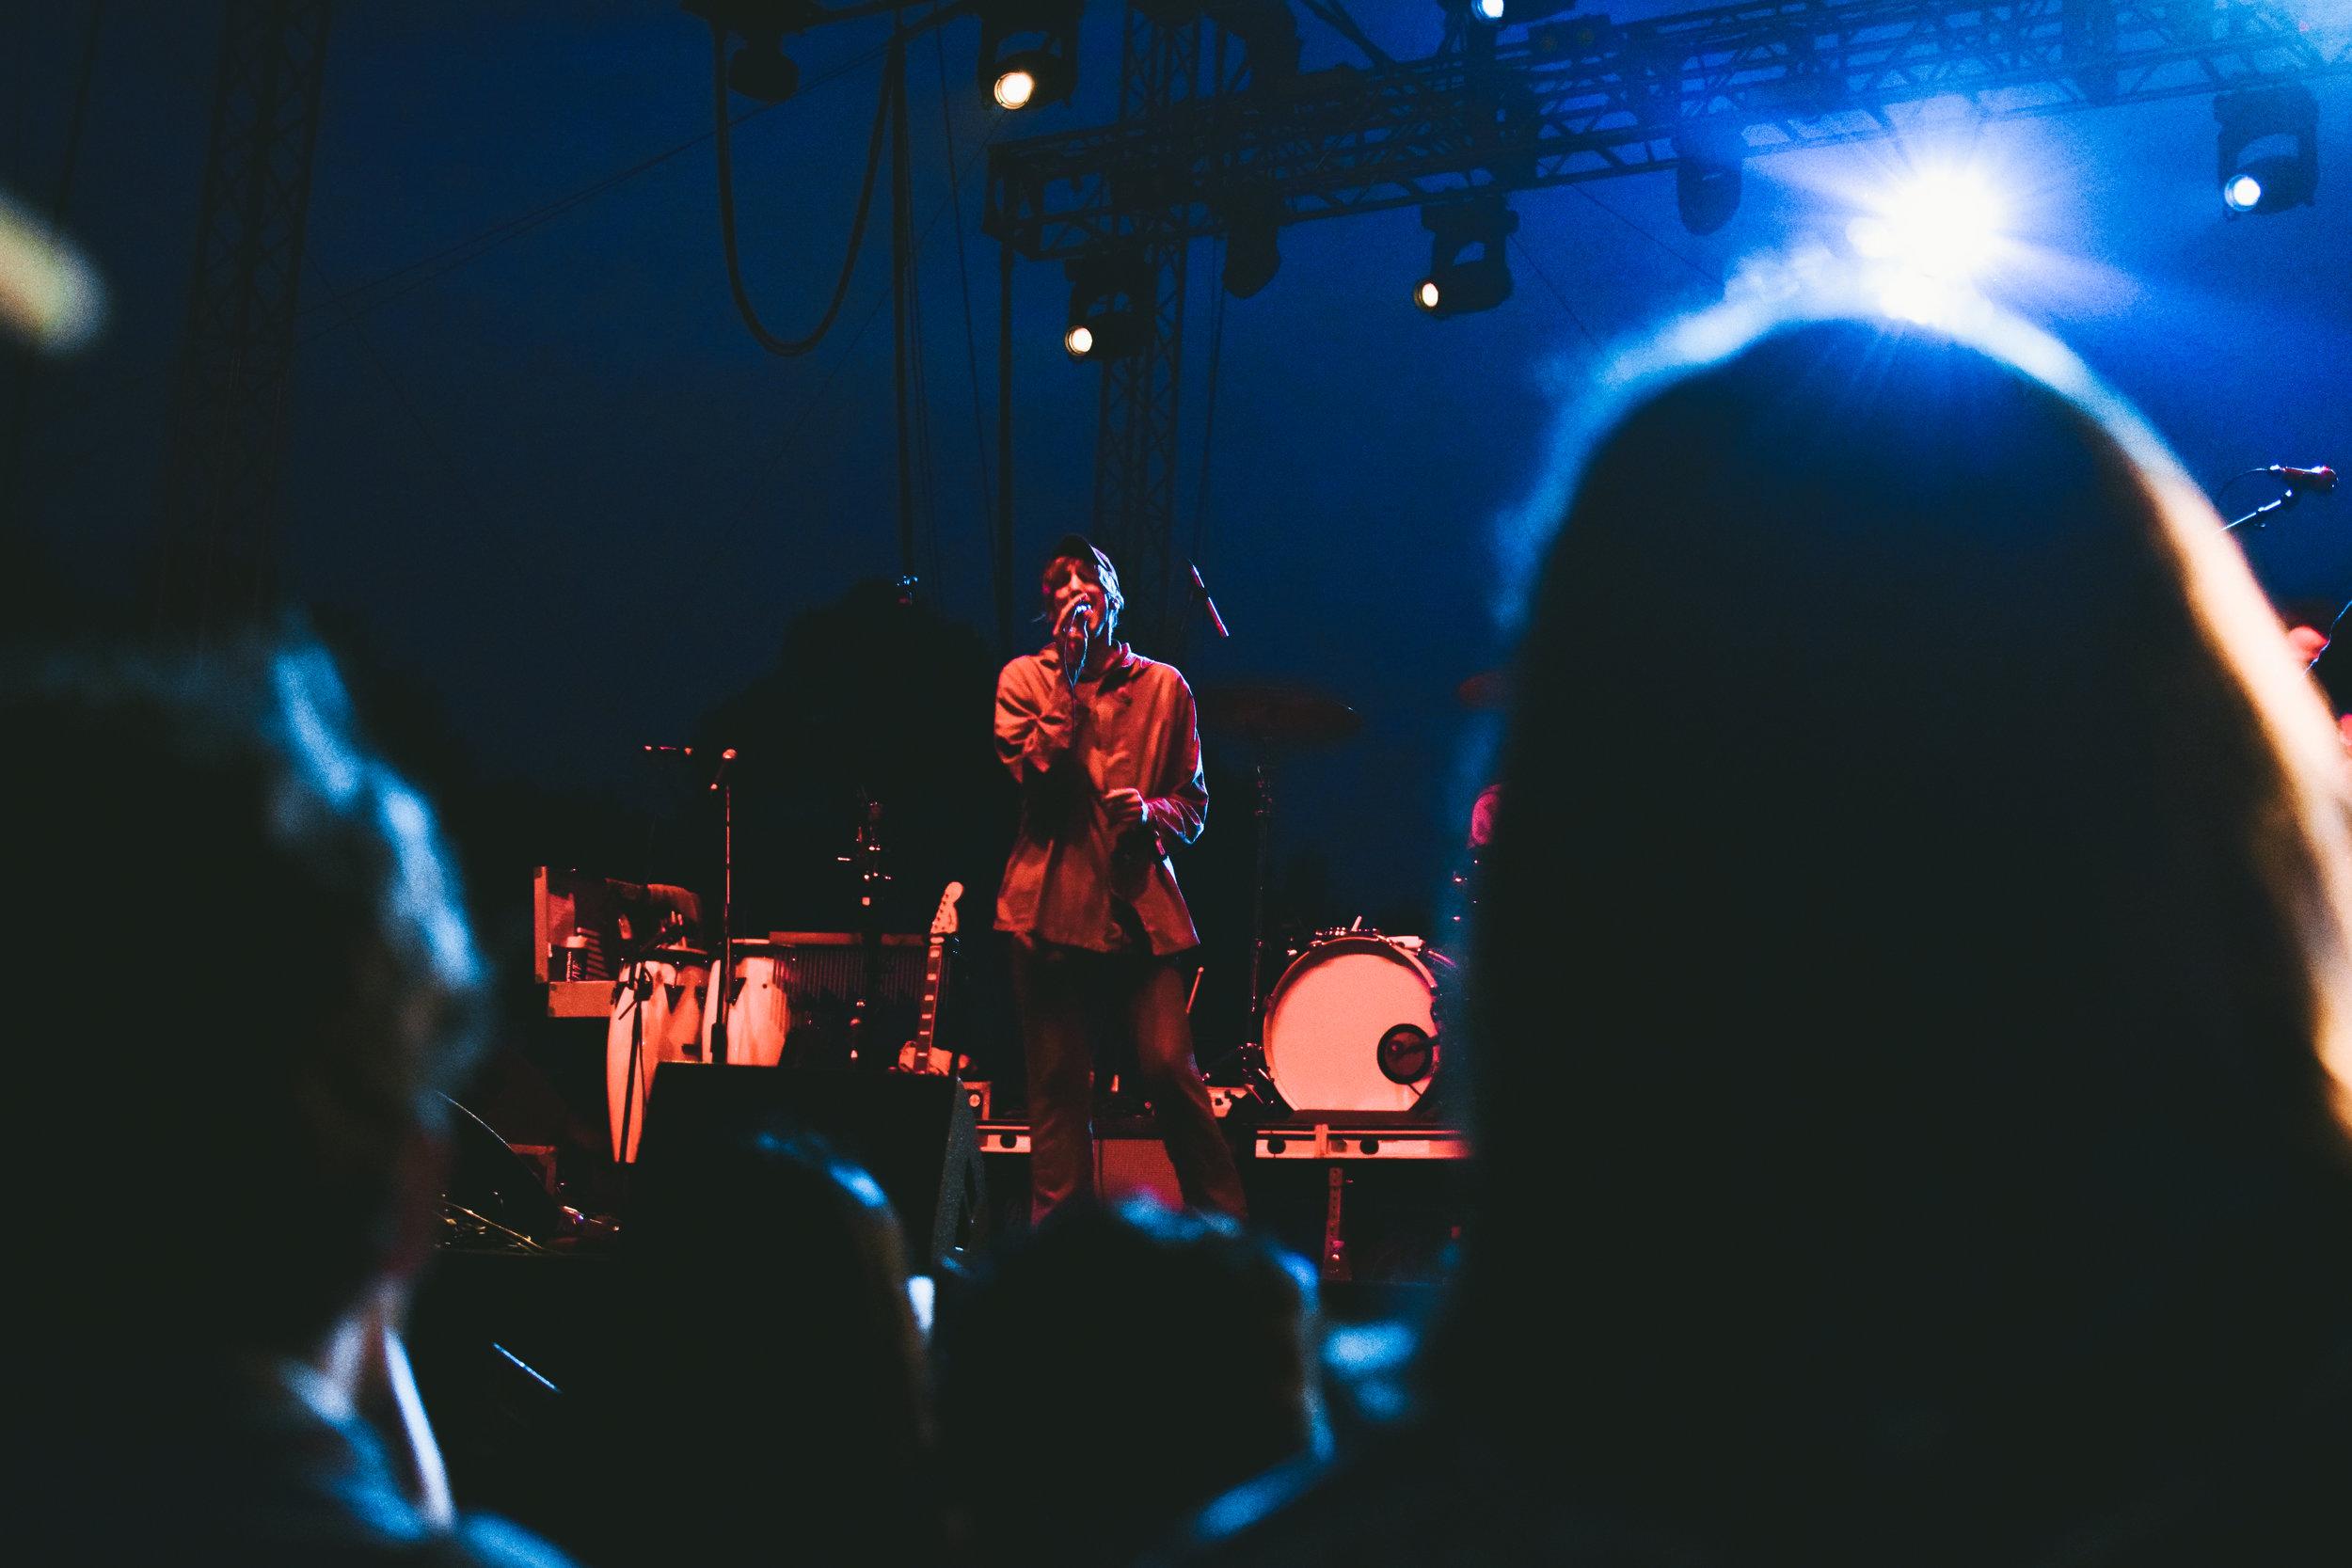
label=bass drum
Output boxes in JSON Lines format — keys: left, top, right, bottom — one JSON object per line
{"left": 1263, "top": 933, "right": 1442, "bottom": 1114}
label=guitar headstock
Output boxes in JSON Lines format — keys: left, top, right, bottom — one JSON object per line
{"left": 930, "top": 880, "right": 964, "bottom": 938}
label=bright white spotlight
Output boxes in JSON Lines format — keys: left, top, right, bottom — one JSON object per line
{"left": 2222, "top": 171, "right": 2265, "bottom": 213}
{"left": 1413, "top": 278, "right": 1441, "bottom": 311}
{"left": 1063, "top": 323, "right": 1095, "bottom": 357}
{"left": 993, "top": 68, "right": 1038, "bottom": 110}
{"left": 1473, "top": 0, "right": 1507, "bottom": 19}
{"left": 1848, "top": 167, "right": 2008, "bottom": 281}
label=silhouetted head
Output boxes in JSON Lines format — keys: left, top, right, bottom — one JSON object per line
{"left": 614, "top": 1121, "right": 931, "bottom": 1566}
{"left": 937, "top": 1198, "right": 1323, "bottom": 1566}
{"left": 1451, "top": 301, "right": 2352, "bottom": 1546}
{"left": 5, "top": 640, "right": 485, "bottom": 1359}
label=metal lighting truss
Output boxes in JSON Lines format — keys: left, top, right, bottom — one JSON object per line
{"left": 987, "top": 0, "right": 2352, "bottom": 261}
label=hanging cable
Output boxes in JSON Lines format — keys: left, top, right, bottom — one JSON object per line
{"left": 749, "top": 115, "right": 1008, "bottom": 502}
{"left": 713, "top": 20, "right": 895, "bottom": 357}
{"left": 996, "top": 230, "right": 1015, "bottom": 653}
{"left": 1189, "top": 234, "right": 1228, "bottom": 569}
{"left": 1507, "top": 233, "right": 1601, "bottom": 353}
{"left": 887, "top": 35, "right": 917, "bottom": 570}
{"left": 934, "top": 26, "right": 994, "bottom": 569}
{"left": 298, "top": 37, "right": 894, "bottom": 335}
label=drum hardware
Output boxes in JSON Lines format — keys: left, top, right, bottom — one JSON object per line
{"left": 1376, "top": 1025, "right": 1436, "bottom": 1085}
{"left": 604, "top": 912, "right": 704, "bottom": 1165}
{"left": 1191, "top": 682, "right": 1363, "bottom": 1113}
{"left": 835, "top": 790, "right": 895, "bottom": 1064}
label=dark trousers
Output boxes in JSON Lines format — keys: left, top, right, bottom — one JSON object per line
{"left": 1009, "top": 942, "right": 1248, "bottom": 1224}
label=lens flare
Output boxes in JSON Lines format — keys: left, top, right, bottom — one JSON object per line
{"left": 1848, "top": 167, "right": 2009, "bottom": 280}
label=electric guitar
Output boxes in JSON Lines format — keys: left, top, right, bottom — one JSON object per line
{"left": 897, "top": 881, "right": 962, "bottom": 1075}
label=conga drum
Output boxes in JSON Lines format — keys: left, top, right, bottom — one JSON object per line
{"left": 605, "top": 949, "right": 709, "bottom": 1163}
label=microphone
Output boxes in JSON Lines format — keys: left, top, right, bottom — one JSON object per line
{"left": 1190, "top": 563, "right": 1231, "bottom": 639}
{"left": 2271, "top": 465, "right": 2338, "bottom": 493}
{"left": 708, "top": 747, "right": 738, "bottom": 792}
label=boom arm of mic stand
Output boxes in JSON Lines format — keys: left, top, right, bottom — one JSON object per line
{"left": 2224, "top": 489, "right": 2300, "bottom": 532}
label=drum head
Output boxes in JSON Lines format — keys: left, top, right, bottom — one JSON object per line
{"left": 1263, "top": 935, "right": 1438, "bottom": 1114}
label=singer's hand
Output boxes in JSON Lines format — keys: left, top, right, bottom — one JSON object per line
{"left": 1105, "top": 788, "right": 1150, "bottom": 830}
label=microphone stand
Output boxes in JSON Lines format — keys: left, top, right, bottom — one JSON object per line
{"left": 610, "top": 913, "right": 689, "bottom": 1167}
{"left": 707, "top": 749, "right": 737, "bottom": 1066}
{"left": 2223, "top": 488, "right": 2300, "bottom": 532}
{"left": 1185, "top": 563, "right": 1285, "bottom": 1114}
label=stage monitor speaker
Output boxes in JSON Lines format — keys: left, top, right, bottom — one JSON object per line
{"left": 760, "top": 933, "right": 929, "bottom": 1069}
{"left": 640, "top": 1065, "right": 983, "bottom": 1267}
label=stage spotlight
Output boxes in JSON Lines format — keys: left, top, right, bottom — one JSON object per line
{"left": 724, "top": 33, "right": 801, "bottom": 103}
{"left": 1456, "top": 0, "right": 1581, "bottom": 25}
{"left": 1414, "top": 196, "right": 1518, "bottom": 318}
{"left": 993, "top": 67, "right": 1038, "bottom": 109}
{"left": 1848, "top": 167, "right": 2007, "bottom": 280}
{"left": 1065, "top": 250, "right": 1151, "bottom": 360}
{"left": 2216, "top": 85, "right": 2317, "bottom": 216}
{"left": 686, "top": 3, "right": 808, "bottom": 102}
{"left": 1675, "top": 125, "right": 1744, "bottom": 235}
{"left": 978, "top": 0, "right": 1080, "bottom": 111}
{"left": 1219, "top": 192, "right": 1284, "bottom": 298}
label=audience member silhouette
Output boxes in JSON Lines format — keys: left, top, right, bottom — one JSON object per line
{"left": 937, "top": 1198, "right": 1326, "bottom": 1567}
{"left": 1177, "top": 301, "right": 2352, "bottom": 1566}
{"left": 576, "top": 1119, "right": 938, "bottom": 1567}
{"left": 5, "top": 641, "right": 576, "bottom": 1566}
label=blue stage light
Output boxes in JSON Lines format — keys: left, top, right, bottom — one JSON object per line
{"left": 2223, "top": 172, "right": 2265, "bottom": 213}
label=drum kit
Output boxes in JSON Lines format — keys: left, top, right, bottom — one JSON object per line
{"left": 1195, "top": 673, "right": 1501, "bottom": 1120}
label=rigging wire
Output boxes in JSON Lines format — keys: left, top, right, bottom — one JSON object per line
{"left": 1568, "top": 183, "right": 1723, "bottom": 287}
{"left": 934, "top": 25, "right": 995, "bottom": 570}
{"left": 752, "top": 113, "right": 1011, "bottom": 514}
{"left": 1188, "top": 234, "right": 1229, "bottom": 571}
{"left": 296, "top": 36, "right": 896, "bottom": 333}
{"left": 1508, "top": 233, "right": 1601, "bottom": 354}
{"left": 714, "top": 21, "right": 896, "bottom": 357}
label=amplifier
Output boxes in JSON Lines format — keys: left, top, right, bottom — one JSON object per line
{"left": 757, "top": 933, "right": 929, "bottom": 1069}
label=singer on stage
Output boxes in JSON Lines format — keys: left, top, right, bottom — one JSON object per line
{"left": 993, "top": 534, "right": 1248, "bottom": 1222}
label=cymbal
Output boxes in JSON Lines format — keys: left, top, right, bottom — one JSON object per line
{"left": 1196, "top": 680, "right": 1362, "bottom": 748}
{"left": 1455, "top": 668, "right": 1511, "bottom": 712}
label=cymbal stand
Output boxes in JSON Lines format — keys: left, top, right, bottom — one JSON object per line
{"left": 1229, "top": 758, "right": 1285, "bottom": 1110}
{"left": 838, "top": 791, "right": 891, "bottom": 1066}
{"left": 707, "top": 747, "right": 736, "bottom": 1066}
